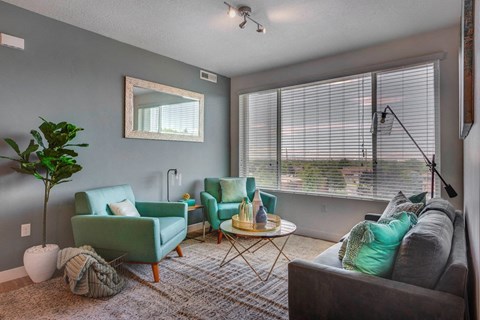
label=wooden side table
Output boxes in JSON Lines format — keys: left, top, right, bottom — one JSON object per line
{"left": 187, "top": 205, "right": 206, "bottom": 241}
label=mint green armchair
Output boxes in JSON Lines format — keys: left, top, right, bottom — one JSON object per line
{"left": 200, "top": 177, "right": 277, "bottom": 243}
{"left": 72, "top": 184, "right": 187, "bottom": 282}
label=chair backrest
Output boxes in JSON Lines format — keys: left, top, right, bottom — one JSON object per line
{"left": 204, "top": 177, "right": 256, "bottom": 202}
{"left": 75, "top": 184, "right": 135, "bottom": 215}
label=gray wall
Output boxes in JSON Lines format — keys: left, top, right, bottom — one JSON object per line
{"left": 463, "top": 0, "right": 480, "bottom": 316}
{"left": 0, "top": 2, "right": 230, "bottom": 271}
{"left": 231, "top": 25, "right": 462, "bottom": 242}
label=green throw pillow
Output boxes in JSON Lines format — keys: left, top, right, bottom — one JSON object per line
{"left": 408, "top": 191, "right": 428, "bottom": 205}
{"left": 342, "top": 211, "right": 416, "bottom": 277}
{"left": 219, "top": 178, "right": 247, "bottom": 203}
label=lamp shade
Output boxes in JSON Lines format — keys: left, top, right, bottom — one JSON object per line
{"left": 370, "top": 112, "right": 395, "bottom": 135}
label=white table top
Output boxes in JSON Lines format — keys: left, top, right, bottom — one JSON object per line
{"left": 220, "top": 219, "right": 297, "bottom": 238}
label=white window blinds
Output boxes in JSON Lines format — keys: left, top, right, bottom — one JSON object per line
{"left": 375, "top": 63, "right": 439, "bottom": 199}
{"left": 239, "top": 61, "right": 439, "bottom": 201}
{"left": 239, "top": 90, "right": 278, "bottom": 189}
{"left": 280, "top": 74, "right": 372, "bottom": 197}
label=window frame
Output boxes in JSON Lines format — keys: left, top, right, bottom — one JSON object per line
{"left": 238, "top": 60, "right": 440, "bottom": 201}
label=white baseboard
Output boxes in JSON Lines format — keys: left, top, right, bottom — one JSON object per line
{"left": 0, "top": 266, "right": 27, "bottom": 283}
{"left": 295, "top": 226, "right": 343, "bottom": 243}
{"left": 187, "top": 221, "right": 210, "bottom": 233}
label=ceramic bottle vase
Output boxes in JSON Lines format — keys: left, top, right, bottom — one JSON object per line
{"left": 256, "top": 205, "right": 268, "bottom": 227}
{"left": 252, "top": 188, "right": 263, "bottom": 223}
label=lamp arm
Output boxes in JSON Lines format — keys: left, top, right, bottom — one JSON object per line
{"left": 383, "top": 106, "right": 431, "bottom": 165}
{"left": 383, "top": 106, "right": 457, "bottom": 198}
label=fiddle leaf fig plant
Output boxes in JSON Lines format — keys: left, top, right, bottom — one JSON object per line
{"left": 1, "top": 118, "right": 88, "bottom": 247}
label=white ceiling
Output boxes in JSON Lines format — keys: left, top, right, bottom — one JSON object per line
{"left": 3, "top": 0, "right": 461, "bottom": 77}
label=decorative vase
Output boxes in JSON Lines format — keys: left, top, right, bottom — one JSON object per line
{"left": 23, "top": 244, "right": 59, "bottom": 283}
{"left": 252, "top": 188, "right": 263, "bottom": 223}
{"left": 238, "top": 197, "right": 253, "bottom": 222}
{"left": 256, "top": 205, "right": 268, "bottom": 227}
{"left": 238, "top": 198, "right": 247, "bottom": 221}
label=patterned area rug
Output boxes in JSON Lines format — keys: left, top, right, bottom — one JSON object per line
{"left": 0, "top": 233, "right": 333, "bottom": 320}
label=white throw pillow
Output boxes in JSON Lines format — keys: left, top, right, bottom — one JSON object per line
{"left": 108, "top": 199, "right": 140, "bottom": 217}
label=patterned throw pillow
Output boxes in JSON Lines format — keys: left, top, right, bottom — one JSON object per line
{"left": 342, "top": 212, "right": 416, "bottom": 277}
{"left": 379, "top": 191, "right": 424, "bottom": 221}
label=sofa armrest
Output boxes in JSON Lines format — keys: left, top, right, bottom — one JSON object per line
{"left": 288, "top": 259, "right": 464, "bottom": 320}
{"left": 136, "top": 201, "right": 187, "bottom": 219}
{"left": 71, "top": 215, "right": 161, "bottom": 263}
{"left": 364, "top": 213, "right": 381, "bottom": 221}
{"left": 260, "top": 191, "right": 277, "bottom": 214}
{"left": 201, "top": 191, "right": 220, "bottom": 229}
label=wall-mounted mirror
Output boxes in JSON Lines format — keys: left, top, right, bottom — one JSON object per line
{"left": 125, "top": 76, "right": 204, "bottom": 142}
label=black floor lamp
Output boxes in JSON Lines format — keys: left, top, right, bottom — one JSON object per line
{"left": 371, "top": 105, "right": 457, "bottom": 199}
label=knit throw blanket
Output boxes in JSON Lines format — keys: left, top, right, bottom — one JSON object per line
{"left": 57, "top": 246, "right": 124, "bottom": 298}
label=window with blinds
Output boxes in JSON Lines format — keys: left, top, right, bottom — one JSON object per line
{"left": 239, "top": 61, "right": 439, "bottom": 201}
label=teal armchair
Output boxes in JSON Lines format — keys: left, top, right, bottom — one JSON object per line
{"left": 72, "top": 184, "right": 187, "bottom": 282}
{"left": 200, "top": 177, "right": 277, "bottom": 243}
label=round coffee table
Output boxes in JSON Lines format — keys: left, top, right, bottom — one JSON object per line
{"left": 219, "top": 218, "right": 297, "bottom": 281}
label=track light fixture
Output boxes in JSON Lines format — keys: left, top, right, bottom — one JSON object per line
{"left": 224, "top": 2, "right": 266, "bottom": 34}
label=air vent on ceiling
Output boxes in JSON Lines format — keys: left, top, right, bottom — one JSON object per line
{"left": 200, "top": 70, "right": 217, "bottom": 83}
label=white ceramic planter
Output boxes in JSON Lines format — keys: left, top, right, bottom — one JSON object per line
{"left": 23, "top": 244, "right": 59, "bottom": 283}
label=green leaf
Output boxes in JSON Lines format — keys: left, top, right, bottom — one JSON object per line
{"left": 30, "top": 130, "right": 45, "bottom": 148}
{"left": 4, "top": 138, "right": 21, "bottom": 156}
{"left": 65, "top": 143, "right": 89, "bottom": 147}
{"left": 21, "top": 140, "right": 39, "bottom": 161}
{"left": 58, "top": 148, "right": 78, "bottom": 157}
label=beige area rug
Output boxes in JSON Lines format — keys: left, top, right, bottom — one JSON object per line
{"left": 0, "top": 234, "right": 333, "bottom": 320}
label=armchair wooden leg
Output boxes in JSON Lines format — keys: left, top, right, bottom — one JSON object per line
{"left": 151, "top": 263, "right": 159, "bottom": 282}
{"left": 217, "top": 231, "right": 223, "bottom": 244}
{"left": 175, "top": 245, "right": 183, "bottom": 257}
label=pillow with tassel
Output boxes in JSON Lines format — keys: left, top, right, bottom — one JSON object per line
{"left": 342, "top": 211, "right": 416, "bottom": 277}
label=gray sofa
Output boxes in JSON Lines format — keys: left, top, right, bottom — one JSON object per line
{"left": 288, "top": 199, "right": 468, "bottom": 320}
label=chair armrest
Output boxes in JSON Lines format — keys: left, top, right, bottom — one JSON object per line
{"left": 136, "top": 201, "right": 187, "bottom": 219}
{"left": 201, "top": 191, "right": 220, "bottom": 229}
{"left": 288, "top": 259, "right": 464, "bottom": 320}
{"left": 260, "top": 191, "right": 277, "bottom": 214}
{"left": 365, "top": 213, "right": 381, "bottom": 221}
{"left": 71, "top": 215, "right": 161, "bottom": 262}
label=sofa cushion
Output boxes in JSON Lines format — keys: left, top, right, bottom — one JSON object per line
{"left": 391, "top": 209, "right": 454, "bottom": 289}
{"left": 313, "top": 242, "right": 343, "bottom": 268}
{"left": 419, "top": 198, "right": 456, "bottom": 223}
{"left": 157, "top": 217, "right": 186, "bottom": 245}
{"left": 343, "top": 212, "right": 414, "bottom": 277}
{"left": 220, "top": 178, "right": 247, "bottom": 203}
{"left": 218, "top": 203, "right": 240, "bottom": 220}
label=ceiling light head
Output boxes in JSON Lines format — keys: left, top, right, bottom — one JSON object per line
{"left": 256, "top": 24, "right": 266, "bottom": 34}
{"left": 227, "top": 6, "right": 236, "bottom": 18}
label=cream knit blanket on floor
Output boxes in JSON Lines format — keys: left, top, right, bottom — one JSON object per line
{"left": 57, "top": 245, "right": 124, "bottom": 298}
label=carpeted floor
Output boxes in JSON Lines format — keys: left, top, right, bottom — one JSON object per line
{"left": 0, "top": 233, "right": 333, "bottom": 320}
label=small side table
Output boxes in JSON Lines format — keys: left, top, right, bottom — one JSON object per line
{"left": 187, "top": 204, "right": 206, "bottom": 241}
